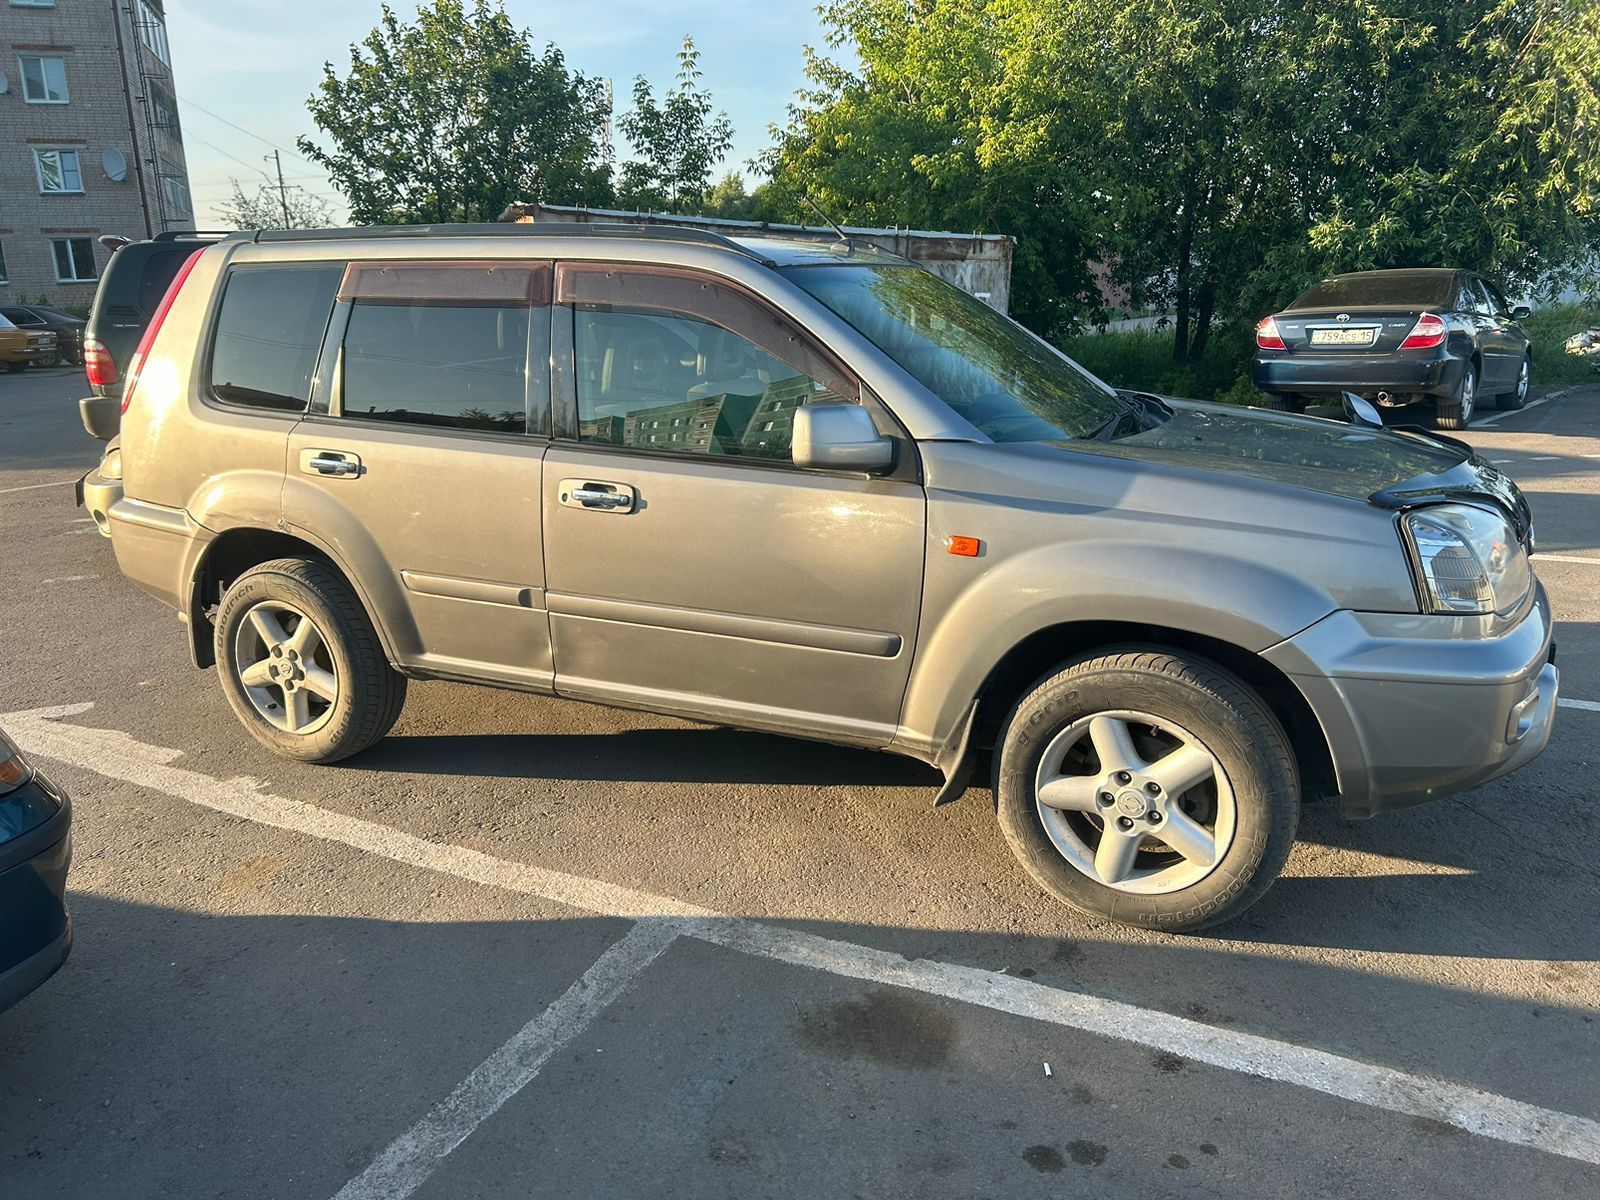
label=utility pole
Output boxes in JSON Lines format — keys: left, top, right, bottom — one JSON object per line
{"left": 268, "top": 150, "right": 291, "bottom": 227}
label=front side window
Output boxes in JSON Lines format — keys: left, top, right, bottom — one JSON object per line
{"left": 563, "top": 266, "right": 855, "bottom": 462}
{"left": 19, "top": 55, "right": 68, "bottom": 103}
{"left": 34, "top": 149, "right": 83, "bottom": 193}
{"left": 336, "top": 261, "right": 546, "bottom": 434}
{"left": 51, "top": 237, "right": 96, "bottom": 282}
{"left": 210, "top": 265, "right": 342, "bottom": 411}
{"left": 784, "top": 264, "right": 1123, "bottom": 443}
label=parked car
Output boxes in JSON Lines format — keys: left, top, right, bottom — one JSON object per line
{"left": 0, "top": 728, "right": 72, "bottom": 1014}
{"left": 0, "top": 305, "right": 86, "bottom": 367}
{"left": 80, "top": 231, "right": 224, "bottom": 438}
{"left": 77, "top": 224, "right": 1557, "bottom": 930}
{"left": 0, "top": 312, "right": 56, "bottom": 374}
{"left": 1251, "top": 268, "right": 1533, "bottom": 429}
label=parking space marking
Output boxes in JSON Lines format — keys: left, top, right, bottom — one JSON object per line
{"left": 1472, "top": 389, "right": 1571, "bottom": 428}
{"left": 1560, "top": 699, "right": 1600, "bottom": 713}
{"left": 1539, "top": 555, "right": 1600, "bottom": 566}
{"left": 334, "top": 919, "right": 680, "bottom": 1200}
{"left": 7, "top": 701, "right": 1600, "bottom": 1173}
{"left": 0, "top": 477, "right": 79, "bottom": 495}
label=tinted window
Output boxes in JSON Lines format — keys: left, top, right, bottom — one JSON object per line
{"left": 342, "top": 302, "right": 531, "bottom": 433}
{"left": 1, "top": 308, "right": 43, "bottom": 327}
{"left": 785, "top": 264, "right": 1124, "bottom": 443}
{"left": 210, "top": 266, "right": 341, "bottom": 411}
{"left": 1479, "top": 278, "right": 1510, "bottom": 315}
{"left": 573, "top": 306, "right": 840, "bottom": 459}
{"left": 1292, "top": 273, "right": 1455, "bottom": 308}
{"left": 139, "top": 248, "right": 194, "bottom": 315}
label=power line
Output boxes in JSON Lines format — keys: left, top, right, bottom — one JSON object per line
{"left": 177, "top": 96, "right": 321, "bottom": 167}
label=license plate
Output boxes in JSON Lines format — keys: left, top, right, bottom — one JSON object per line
{"left": 1310, "top": 327, "right": 1376, "bottom": 346}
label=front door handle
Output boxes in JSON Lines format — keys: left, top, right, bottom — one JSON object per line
{"left": 557, "top": 479, "right": 635, "bottom": 513}
{"left": 301, "top": 449, "right": 362, "bottom": 478}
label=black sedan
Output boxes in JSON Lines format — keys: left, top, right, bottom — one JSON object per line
{"left": 0, "top": 304, "right": 87, "bottom": 367}
{"left": 0, "top": 729, "right": 72, "bottom": 1014}
{"left": 1251, "top": 269, "right": 1532, "bottom": 429}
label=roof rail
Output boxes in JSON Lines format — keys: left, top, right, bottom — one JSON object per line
{"left": 152, "top": 230, "right": 233, "bottom": 241}
{"left": 237, "top": 222, "right": 773, "bottom": 263}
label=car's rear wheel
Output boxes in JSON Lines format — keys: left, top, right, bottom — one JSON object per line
{"left": 3, "top": 361, "right": 28, "bottom": 374}
{"left": 1496, "top": 356, "right": 1531, "bottom": 411}
{"left": 215, "top": 557, "right": 406, "bottom": 762}
{"left": 35, "top": 350, "right": 60, "bottom": 369}
{"left": 994, "top": 648, "right": 1299, "bottom": 931}
{"left": 1435, "top": 362, "right": 1476, "bottom": 429}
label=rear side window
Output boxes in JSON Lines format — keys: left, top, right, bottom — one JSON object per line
{"left": 337, "top": 261, "right": 544, "bottom": 434}
{"left": 210, "top": 265, "right": 342, "bottom": 411}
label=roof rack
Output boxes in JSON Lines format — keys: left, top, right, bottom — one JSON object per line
{"left": 236, "top": 222, "right": 773, "bottom": 263}
{"left": 153, "top": 230, "right": 233, "bottom": 241}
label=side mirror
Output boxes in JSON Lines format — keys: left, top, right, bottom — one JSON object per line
{"left": 1510, "top": 304, "right": 1532, "bottom": 320}
{"left": 792, "top": 404, "right": 895, "bottom": 472}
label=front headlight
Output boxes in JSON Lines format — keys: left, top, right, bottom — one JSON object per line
{"left": 1401, "top": 503, "right": 1532, "bottom": 615}
{"left": 0, "top": 729, "right": 30, "bottom": 796}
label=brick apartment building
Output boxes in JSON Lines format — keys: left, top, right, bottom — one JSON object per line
{"left": 0, "top": 0, "right": 192, "bottom": 307}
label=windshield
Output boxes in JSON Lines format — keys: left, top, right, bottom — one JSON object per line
{"left": 782, "top": 264, "right": 1125, "bottom": 442}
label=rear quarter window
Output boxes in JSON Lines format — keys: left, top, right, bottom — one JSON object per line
{"left": 209, "top": 265, "right": 342, "bottom": 411}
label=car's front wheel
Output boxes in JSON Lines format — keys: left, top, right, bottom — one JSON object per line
{"left": 1435, "top": 362, "right": 1477, "bottom": 429}
{"left": 994, "top": 648, "right": 1299, "bottom": 931}
{"left": 1496, "top": 356, "right": 1532, "bottom": 411}
{"left": 215, "top": 557, "right": 406, "bottom": 762}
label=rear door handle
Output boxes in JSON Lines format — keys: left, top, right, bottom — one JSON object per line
{"left": 301, "top": 449, "right": 362, "bottom": 478}
{"left": 557, "top": 479, "right": 635, "bottom": 512}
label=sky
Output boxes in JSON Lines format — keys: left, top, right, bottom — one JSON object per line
{"left": 164, "top": 0, "right": 835, "bottom": 226}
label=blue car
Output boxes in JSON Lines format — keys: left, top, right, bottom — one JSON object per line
{"left": 0, "top": 728, "right": 72, "bottom": 1013}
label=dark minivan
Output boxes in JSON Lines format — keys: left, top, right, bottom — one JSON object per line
{"left": 1251, "top": 268, "right": 1532, "bottom": 429}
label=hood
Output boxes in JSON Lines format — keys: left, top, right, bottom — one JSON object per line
{"left": 1055, "top": 399, "right": 1530, "bottom": 533}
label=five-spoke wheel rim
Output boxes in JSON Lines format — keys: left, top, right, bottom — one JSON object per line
{"left": 1517, "top": 358, "right": 1530, "bottom": 405}
{"left": 1460, "top": 369, "right": 1476, "bottom": 423}
{"left": 1033, "top": 710, "right": 1236, "bottom": 895}
{"left": 234, "top": 601, "right": 338, "bottom": 734}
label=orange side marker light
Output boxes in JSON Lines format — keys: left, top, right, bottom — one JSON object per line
{"left": 946, "top": 535, "right": 981, "bottom": 557}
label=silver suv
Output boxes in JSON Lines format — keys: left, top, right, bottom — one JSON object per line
{"left": 79, "top": 224, "right": 1559, "bottom": 930}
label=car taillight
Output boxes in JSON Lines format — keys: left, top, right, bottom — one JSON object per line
{"left": 120, "top": 247, "right": 206, "bottom": 415}
{"left": 1400, "top": 313, "right": 1447, "bottom": 350}
{"left": 1256, "top": 316, "right": 1287, "bottom": 351}
{"left": 83, "top": 338, "right": 117, "bottom": 386}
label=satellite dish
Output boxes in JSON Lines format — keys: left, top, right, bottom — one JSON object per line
{"left": 102, "top": 146, "right": 128, "bottom": 182}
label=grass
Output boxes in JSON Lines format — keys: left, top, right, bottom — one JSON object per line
{"left": 1523, "top": 302, "right": 1600, "bottom": 387}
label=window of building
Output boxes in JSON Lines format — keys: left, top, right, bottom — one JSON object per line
{"left": 135, "top": 0, "right": 171, "bottom": 65}
{"left": 159, "top": 163, "right": 191, "bottom": 217}
{"left": 149, "top": 84, "right": 180, "bottom": 135}
{"left": 50, "top": 238, "right": 96, "bottom": 283}
{"left": 9, "top": 1, "right": 57, "bottom": 9}
{"left": 209, "top": 266, "right": 342, "bottom": 411}
{"left": 19, "top": 55, "right": 69, "bottom": 103}
{"left": 34, "top": 149, "right": 83, "bottom": 194}
{"left": 0, "top": 241, "right": 9, "bottom": 285}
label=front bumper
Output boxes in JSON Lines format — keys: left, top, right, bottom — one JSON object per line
{"left": 1265, "top": 583, "right": 1558, "bottom": 818}
{"left": 1251, "top": 351, "right": 1464, "bottom": 400}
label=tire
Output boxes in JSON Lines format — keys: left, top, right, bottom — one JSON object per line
{"left": 1434, "top": 362, "right": 1476, "bottom": 429}
{"left": 1258, "top": 393, "right": 1306, "bottom": 414}
{"left": 3, "top": 361, "right": 28, "bottom": 374}
{"left": 36, "top": 351, "right": 60, "bottom": 369}
{"left": 1495, "top": 356, "right": 1531, "bottom": 411}
{"left": 214, "top": 557, "right": 406, "bottom": 762}
{"left": 994, "top": 648, "right": 1299, "bottom": 932}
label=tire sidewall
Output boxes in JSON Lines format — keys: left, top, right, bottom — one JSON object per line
{"left": 215, "top": 563, "right": 366, "bottom": 761}
{"left": 995, "top": 656, "right": 1297, "bottom": 931}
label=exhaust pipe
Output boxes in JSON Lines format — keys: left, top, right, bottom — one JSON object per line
{"left": 1375, "top": 390, "right": 1394, "bottom": 406}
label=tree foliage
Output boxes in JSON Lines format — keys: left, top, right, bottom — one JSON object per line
{"left": 616, "top": 37, "right": 735, "bottom": 213}
{"left": 216, "top": 179, "right": 336, "bottom": 230}
{"left": 770, "top": 0, "right": 1600, "bottom": 356}
{"left": 299, "top": 0, "right": 612, "bottom": 223}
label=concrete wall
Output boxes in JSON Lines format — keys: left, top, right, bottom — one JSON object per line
{"left": 0, "top": 0, "right": 192, "bottom": 306}
{"left": 501, "top": 202, "right": 1016, "bottom": 314}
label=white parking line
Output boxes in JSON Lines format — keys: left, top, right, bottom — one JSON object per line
{"left": 334, "top": 919, "right": 680, "bottom": 1200}
{"left": 1539, "top": 555, "right": 1600, "bottom": 566}
{"left": 1472, "top": 388, "right": 1572, "bottom": 427}
{"left": 1561, "top": 698, "right": 1600, "bottom": 713}
{"left": 6, "top": 701, "right": 1600, "bottom": 1179}
{"left": 0, "top": 477, "right": 78, "bottom": 495}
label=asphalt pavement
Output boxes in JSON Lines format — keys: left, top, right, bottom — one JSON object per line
{"left": 2, "top": 364, "right": 1598, "bottom": 1198}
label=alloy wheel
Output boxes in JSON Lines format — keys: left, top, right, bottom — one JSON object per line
{"left": 1033, "top": 710, "right": 1237, "bottom": 894}
{"left": 233, "top": 601, "right": 339, "bottom": 734}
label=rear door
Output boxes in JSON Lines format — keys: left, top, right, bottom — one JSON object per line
{"left": 541, "top": 262, "right": 926, "bottom": 744}
{"left": 282, "top": 260, "right": 554, "bottom": 690}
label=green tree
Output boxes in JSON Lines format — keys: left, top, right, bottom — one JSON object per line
{"left": 616, "top": 36, "right": 735, "bottom": 213}
{"left": 298, "top": 1, "right": 612, "bottom": 224}
{"left": 216, "top": 179, "right": 337, "bottom": 230}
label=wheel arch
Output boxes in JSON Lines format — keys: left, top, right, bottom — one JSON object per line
{"left": 186, "top": 525, "right": 408, "bottom": 670}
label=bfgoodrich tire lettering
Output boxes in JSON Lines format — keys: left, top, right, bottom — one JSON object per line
{"left": 994, "top": 648, "right": 1299, "bottom": 931}
{"left": 215, "top": 557, "right": 406, "bottom": 763}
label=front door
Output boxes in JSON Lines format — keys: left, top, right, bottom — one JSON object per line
{"left": 283, "top": 259, "right": 555, "bottom": 690}
{"left": 542, "top": 263, "right": 926, "bottom": 745}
